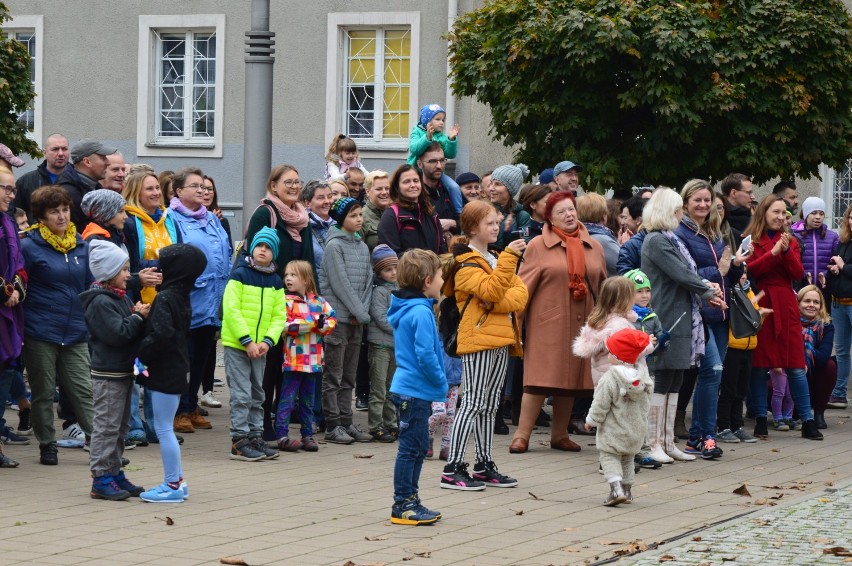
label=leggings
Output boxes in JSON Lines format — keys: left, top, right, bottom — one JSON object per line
{"left": 151, "top": 390, "right": 183, "bottom": 483}
{"left": 769, "top": 369, "right": 793, "bottom": 420}
{"left": 428, "top": 385, "right": 459, "bottom": 450}
{"left": 447, "top": 347, "right": 508, "bottom": 466}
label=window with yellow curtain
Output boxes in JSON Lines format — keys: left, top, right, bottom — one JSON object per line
{"left": 343, "top": 27, "right": 411, "bottom": 143}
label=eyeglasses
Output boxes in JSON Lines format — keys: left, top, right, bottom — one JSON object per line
{"left": 202, "top": 184, "right": 215, "bottom": 191}
{"left": 424, "top": 158, "right": 447, "bottom": 165}
{"left": 280, "top": 179, "right": 303, "bottom": 188}
{"left": 182, "top": 183, "right": 213, "bottom": 192}
{"left": 0, "top": 185, "right": 16, "bottom": 196}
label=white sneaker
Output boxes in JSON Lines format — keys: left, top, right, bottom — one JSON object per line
{"left": 200, "top": 391, "right": 222, "bottom": 408}
{"left": 62, "top": 423, "right": 85, "bottom": 441}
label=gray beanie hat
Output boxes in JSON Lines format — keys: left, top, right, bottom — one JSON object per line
{"left": 490, "top": 163, "right": 530, "bottom": 198}
{"left": 89, "top": 239, "right": 129, "bottom": 283}
{"left": 82, "top": 189, "right": 126, "bottom": 225}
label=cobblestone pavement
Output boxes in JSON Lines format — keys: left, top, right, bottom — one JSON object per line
{"left": 629, "top": 483, "right": 851, "bottom": 565}
{"left": 1, "top": 368, "right": 850, "bottom": 565}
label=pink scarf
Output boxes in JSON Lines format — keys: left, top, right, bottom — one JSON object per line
{"left": 265, "top": 193, "right": 309, "bottom": 243}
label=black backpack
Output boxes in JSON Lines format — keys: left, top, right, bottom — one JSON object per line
{"left": 438, "top": 261, "right": 481, "bottom": 357}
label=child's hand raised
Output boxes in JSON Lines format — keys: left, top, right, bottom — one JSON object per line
{"left": 448, "top": 124, "right": 461, "bottom": 140}
{"left": 426, "top": 122, "right": 435, "bottom": 140}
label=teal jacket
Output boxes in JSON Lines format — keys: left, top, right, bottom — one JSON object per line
{"left": 221, "top": 260, "right": 288, "bottom": 350}
{"left": 407, "top": 125, "right": 458, "bottom": 165}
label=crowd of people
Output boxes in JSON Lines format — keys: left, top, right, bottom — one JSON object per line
{"left": 0, "top": 105, "right": 848, "bottom": 519}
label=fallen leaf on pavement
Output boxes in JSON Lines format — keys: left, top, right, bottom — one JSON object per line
{"left": 658, "top": 555, "right": 677, "bottom": 562}
{"left": 402, "top": 557, "right": 413, "bottom": 562}
{"left": 824, "top": 547, "right": 852, "bottom": 557}
{"left": 412, "top": 551, "right": 431, "bottom": 558}
{"left": 562, "top": 527, "right": 577, "bottom": 532}
{"left": 688, "top": 547, "right": 710, "bottom": 553}
{"left": 562, "top": 547, "right": 580, "bottom": 553}
{"left": 156, "top": 516, "right": 174, "bottom": 525}
{"left": 529, "top": 491, "right": 543, "bottom": 500}
{"left": 752, "top": 519, "right": 770, "bottom": 526}
{"left": 825, "top": 481, "right": 835, "bottom": 486}
{"left": 818, "top": 498, "right": 832, "bottom": 503}
{"left": 692, "top": 536, "right": 703, "bottom": 541}
{"left": 511, "top": 509, "right": 524, "bottom": 515}
{"left": 613, "top": 541, "right": 648, "bottom": 556}
{"left": 677, "top": 478, "right": 702, "bottom": 483}
{"left": 732, "top": 484, "right": 751, "bottom": 496}
{"left": 813, "top": 538, "right": 834, "bottom": 544}
{"left": 753, "top": 498, "right": 776, "bottom": 506}
{"left": 720, "top": 557, "right": 737, "bottom": 562}
{"left": 769, "top": 493, "right": 785, "bottom": 500}
{"left": 220, "top": 558, "right": 250, "bottom": 566}
{"left": 771, "top": 448, "right": 781, "bottom": 453}
{"left": 353, "top": 454, "right": 374, "bottom": 459}
{"left": 599, "top": 540, "right": 628, "bottom": 545}
{"left": 365, "top": 535, "right": 387, "bottom": 541}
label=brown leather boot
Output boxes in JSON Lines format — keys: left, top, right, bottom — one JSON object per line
{"left": 188, "top": 409, "right": 212, "bottom": 430}
{"left": 173, "top": 414, "right": 195, "bottom": 433}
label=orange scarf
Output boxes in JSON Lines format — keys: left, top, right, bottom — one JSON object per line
{"left": 551, "top": 224, "right": 587, "bottom": 301}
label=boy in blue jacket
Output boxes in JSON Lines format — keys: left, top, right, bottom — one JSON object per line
{"left": 387, "top": 248, "right": 447, "bottom": 525}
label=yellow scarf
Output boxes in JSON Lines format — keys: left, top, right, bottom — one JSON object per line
{"left": 32, "top": 222, "right": 78, "bottom": 253}
{"left": 126, "top": 205, "right": 176, "bottom": 303}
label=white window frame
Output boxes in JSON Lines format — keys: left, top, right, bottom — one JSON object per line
{"left": 137, "top": 14, "right": 225, "bottom": 158}
{"left": 325, "top": 12, "right": 420, "bottom": 154}
{"left": 1, "top": 15, "right": 43, "bottom": 147}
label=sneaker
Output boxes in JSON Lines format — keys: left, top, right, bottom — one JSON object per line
{"left": 180, "top": 481, "right": 189, "bottom": 498}
{"left": 113, "top": 471, "right": 144, "bottom": 497}
{"left": 440, "top": 462, "right": 486, "bottom": 491}
{"left": 200, "top": 391, "right": 222, "bottom": 408}
{"left": 733, "top": 428, "right": 758, "bottom": 443}
{"left": 301, "top": 436, "right": 319, "bottom": 452}
{"left": 229, "top": 437, "right": 265, "bottom": 461}
{"left": 472, "top": 461, "right": 518, "bottom": 488}
{"left": 39, "top": 442, "right": 58, "bottom": 465}
{"left": 700, "top": 436, "right": 722, "bottom": 459}
{"left": 17, "top": 407, "right": 32, "bottom": 435}
{"left": 772, "top": 420, "right": 790, "bottom": 432}
{"left": 140, "top": 482, "right": 185, "bottom": 503}
{"left": 146, "top": 433, "right": 184, "bottom": 445}
{"left": 127, "top": 432, "right": 148, "bottom": 447}
{"left": 371, "top": 428, "right": 396, "bottom": 443}
{"left": 684, "top": 437, "right": 704, "bottom": 455}
{"left": 0, "top": 451, "right": 19, "bottom": 468}
{"left": 90, "top": 475, "right": 131, "bottom": 501}
{"left": 173, "top": 414, "right": 195, "bottom": 434}
{"left": 251, "top": 436, "right": 280, "bottom": 459}
{"left": 390, "top": 496, "right": 439, "bottom": 526}
{"left": 355, "top": 394, "right": 368, "bottom": 411}
{"left": 635, "top": 454, "right": 662, "bottom": 469}
{"left": 345, "top": 423, "right": 373, "bottom": 443}
{"left": 325, "top": 425, "right": 355, "bottom": 444}
{"left": 197, "top": 406, "right": 209, "bottom": 416}
{"left": 716, "top": 429, "right": 741, "bottom": 443}
{"left": 0, "top": 425, "right": 30, "bottom": 445}
{"left": 826, "top": 395, "right": 848, "bottom": 409}
{"left": 213, "top": 377, "right": 225, "bottom": 387}
{"left": 121, "top": 456, "right": 130, "bottom": 467}
{"left": 124, "top": 438, "right": 136, "bottom": 450}
{"left": 785, "top": 418, "right": 800, "bottom": 431}
{"left": 276, "top": 437, "right": 303, "bottom": 452}
{"left": 62, "top": 423, "right": 85, "bottom": 441}
{"left": 188, "top": 409, "right": 212, "bottom": 430}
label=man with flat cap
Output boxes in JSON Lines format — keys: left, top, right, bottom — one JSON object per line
{"left": 57, "top": 139, "right": 117, "bottom": 231}
{"left": 553, "top": 160, "right": 583, "bottom": 195}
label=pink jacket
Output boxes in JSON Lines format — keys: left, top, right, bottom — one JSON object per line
{"left": 572, "top": 312, "right": 653, "bottom": 386}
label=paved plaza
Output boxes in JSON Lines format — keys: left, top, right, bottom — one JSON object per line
{"left": 1, "top": 380, "right": 850, "bottom": 566}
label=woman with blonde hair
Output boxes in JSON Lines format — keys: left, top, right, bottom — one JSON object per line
{"left": 576, "top": 192, "right": 619, "bottom": 276}
{"left": 797, "top": 285, "right": 835, "bottom": 429}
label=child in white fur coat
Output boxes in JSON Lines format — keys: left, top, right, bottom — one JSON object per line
{"left": 585, "top": 329, "right": 654, "bottom": 507}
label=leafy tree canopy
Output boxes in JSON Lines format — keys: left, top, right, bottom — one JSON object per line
{"left": 449, "top": 0, "right": 852, "bottom": 190}
{"left": 0, "top": 2, "right": 40, "bottom": 158}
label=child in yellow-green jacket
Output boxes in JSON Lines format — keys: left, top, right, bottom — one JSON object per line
{"left": 221, "top": 227, "right": 287, "bottom": 461}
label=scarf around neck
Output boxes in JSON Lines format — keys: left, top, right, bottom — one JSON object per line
{"left": 35, "top": 222, "right": 78, "bottom": 253}
{"left": 265, "top": 193, "right": 309, "bottom": 243}
{"left": 91, "top": 280, "right": 128, "bottom": 300}
{"left": 170, "top": 197, "right": 209, "bottom": 226}
{"left": 801, "top": 316, "right": 824, "bottom": 371}
{"left": 663, "top": 229, "right": 705, "bottom": 365}
{"left": 246, "top": 255, "right": 277, "bottom": 274}
{"left": 550, "top": 224, "right": 587, "bottom": 301}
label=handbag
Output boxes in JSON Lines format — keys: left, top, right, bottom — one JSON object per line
{"left": 728, "top": 286, "right": 762, "bottom": 339}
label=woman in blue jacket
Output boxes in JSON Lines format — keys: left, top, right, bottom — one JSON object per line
{"left": 168, "top": 168, "right": 232, "bottom": 433}
{"left": 22, "top": 185, "right": 94, "bottom": 466}
{"left": 674, "top": 179, "right": 748, "bottom": 459}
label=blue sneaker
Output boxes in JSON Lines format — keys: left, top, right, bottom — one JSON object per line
{"left": 180, "top": 481, "right": 189, "bottom": 498}
{"left": 90, "top": 475, "right": 131, "bottom": 501}
{"left": 390, "top": 496, "right": 439, "bottom": 525}
{"left": 0, "top": 425, "right": 30, "bottom": 445}
{"left": 140, "top": 482, "right": 185, "bottom": 503}
{"left": 114, "top": 471, "right": 144, "bottom": 497}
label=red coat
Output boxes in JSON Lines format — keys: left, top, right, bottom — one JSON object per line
{"left": 749, "top": 231, "right": 805, "bottom": 369}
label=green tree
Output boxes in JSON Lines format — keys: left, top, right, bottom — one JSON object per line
{"left": 0, "top": 2, "right": 40, "bottom": 158}
{"left": 449, "top": 0, "right": 852, "bottom": 189}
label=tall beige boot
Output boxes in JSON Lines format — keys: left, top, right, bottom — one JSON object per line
{"left": 648, "top": 393, "right": 673, "bottom": 463}
{"left": 664, "top": 393, "right": 695, "bottom": 461}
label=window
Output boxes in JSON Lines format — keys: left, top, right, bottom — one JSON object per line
{"left": 137, "top": 15, "right": 225, "bottom": 158}
{"left": 326, "top": 13, "right": 420, "bottom": 152}
{"left": 0, "top": 15, "right": 43, "bottom": 145}
{"left": 823, "top": 160, "right": 852, "bottom": 230}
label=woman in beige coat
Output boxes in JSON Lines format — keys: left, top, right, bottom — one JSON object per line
{"left": 509, "top": 192, "right": 607, "bottom": 453}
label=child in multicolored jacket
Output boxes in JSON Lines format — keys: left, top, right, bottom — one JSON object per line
{"left": 275, "top": 260, "right": 336, "bottom": 452}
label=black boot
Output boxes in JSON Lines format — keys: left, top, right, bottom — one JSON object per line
{"left": 494, "top": 412, "right": 509, "bottom": 435}
{"left": 801, "top": 419, "right": 824, "bottom": 440}
{"left": 754, "top": 416, "right": 768, "bottom": 437}
{"left": 814, "top": 410, "right": 828, "bottom": 430}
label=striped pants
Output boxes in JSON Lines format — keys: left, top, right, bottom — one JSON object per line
{"left": 446, "top": 346, "right": 508, "bottom": 466}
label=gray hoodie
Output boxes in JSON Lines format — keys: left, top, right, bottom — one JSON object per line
{"left": 319, "top": 226, "right": 372, "bottom": 324}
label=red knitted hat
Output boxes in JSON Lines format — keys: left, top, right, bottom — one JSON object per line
{"left": 606, "top": 329, "right": 651, "bottom": 365}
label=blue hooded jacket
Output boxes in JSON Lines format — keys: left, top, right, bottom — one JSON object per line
{"left": 387, "top": 289, "right": 448, "bottom": 402}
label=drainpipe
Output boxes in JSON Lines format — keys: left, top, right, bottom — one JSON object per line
{"left": 446, "top": 0, "right": 459, "bottom": 169}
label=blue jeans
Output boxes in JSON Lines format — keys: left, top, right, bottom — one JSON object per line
{"left": 128, "top": 384, "right": 145, "bottom": 438}
{"left": 442, "top": 173, "right": 463, "bottom": 214}
{"left": 690, "top": 321, "right": 728, "bottom": 439}
{"left": 0, "top": 367, "right": 13, "bottom": 429}
{"left": 749, "top": 367, "right": 813, "bottom": 422}
{"left": 391, "top": 393, "right": 431, "bottom": 504}
{"left": 831, "top": 302, "right": 852, "bottom": 400}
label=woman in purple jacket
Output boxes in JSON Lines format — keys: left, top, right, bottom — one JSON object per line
{"left": 791, "top": 197, "right": 838, "bottom": 297}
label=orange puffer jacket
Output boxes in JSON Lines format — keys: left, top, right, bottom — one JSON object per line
{"left": 445, "top": 247, "right": 528, "bottom": 356}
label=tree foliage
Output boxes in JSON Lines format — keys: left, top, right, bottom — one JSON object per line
{"left": 0, "top": 2, "right": 40, "bottom": 158}
{"left": 449, "top": 0, "right": 852, "bottom": 189}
